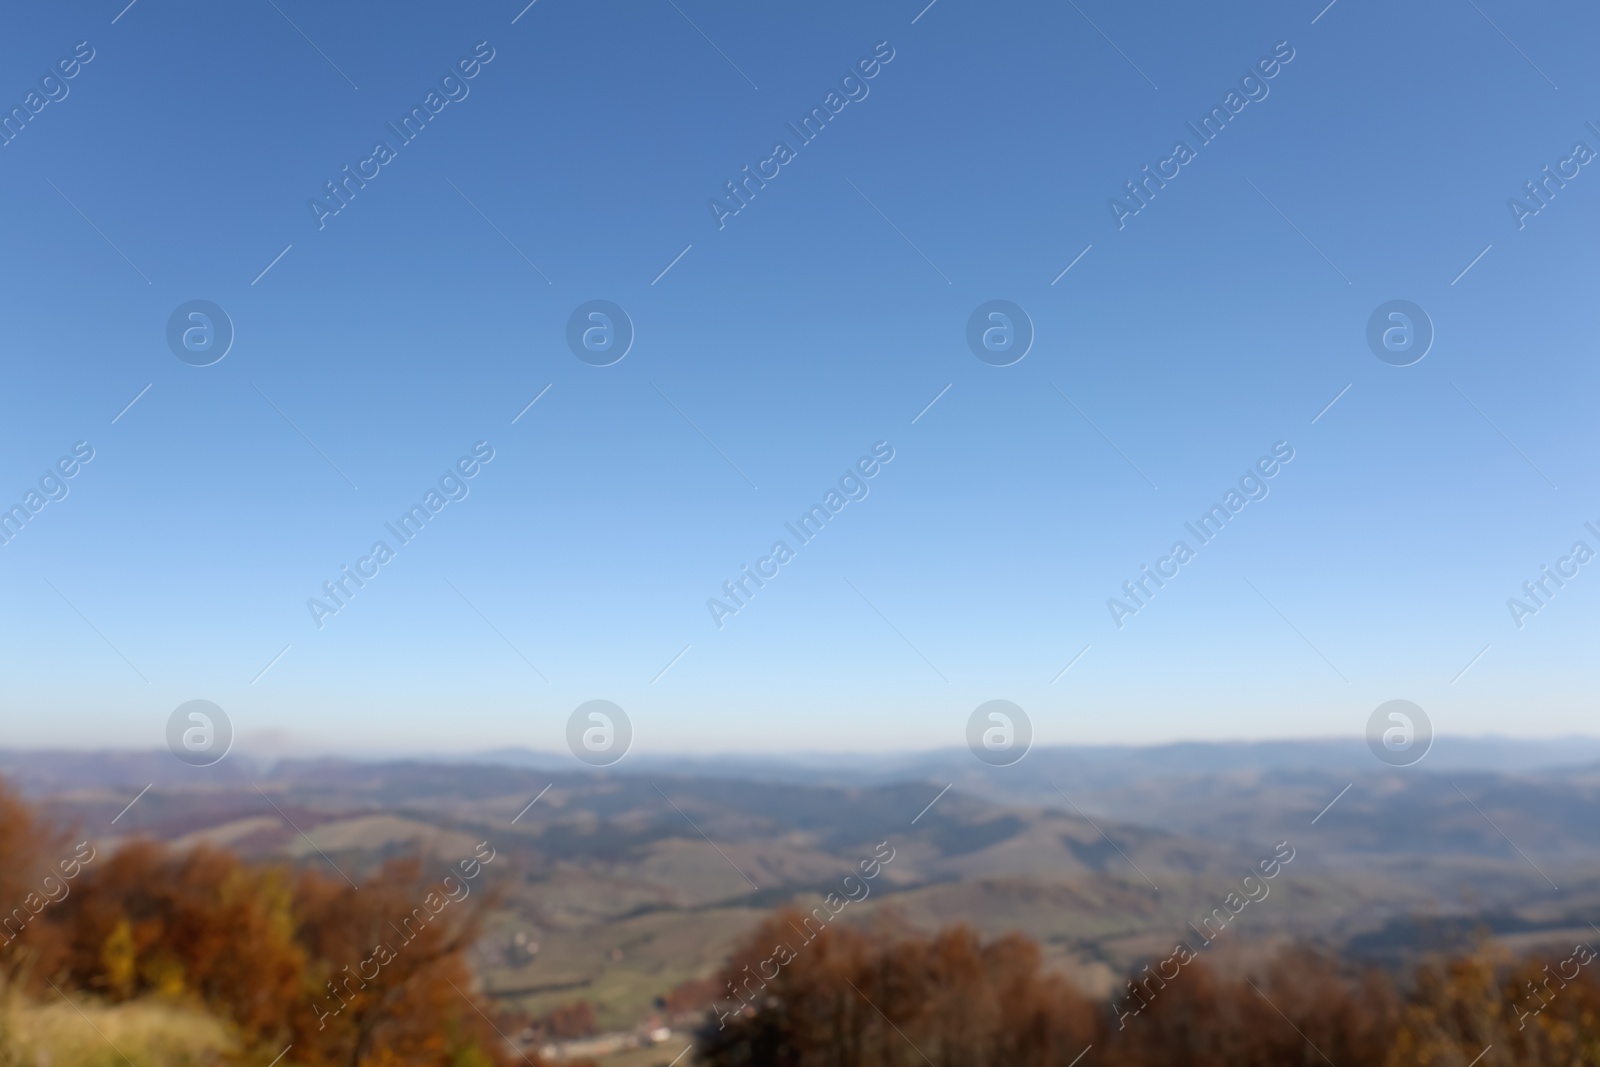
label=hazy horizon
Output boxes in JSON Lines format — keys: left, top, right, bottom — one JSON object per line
{"left": 9, "top": 730, "right": 1600, "bottom": 766}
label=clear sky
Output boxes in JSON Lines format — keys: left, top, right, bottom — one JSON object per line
{"left": 1, "top": 0, "right": 1596, "bottom": 755}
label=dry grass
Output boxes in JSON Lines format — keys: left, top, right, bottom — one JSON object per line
{"left": 0, "top": 992, "right": 239, "bottom": 1067}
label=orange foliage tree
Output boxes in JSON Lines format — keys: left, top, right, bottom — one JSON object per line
{"left": 696, "top": 910, "right": 1600, "bottom": 1067}
{"left": 696, "top": 908, "right": 1102, "bottom": 1067}
{"left": 1100, "top": 946, "right": 1398, "bottom": 1067}
{"left": 1386, "top": 945, "right": 1600, "bottom": 1067}
{"left": 0, "top": 778, "right": 71, "bottom": 981}
{"left": 38, "top": 840, "right": 305, "bottom": 1042}
{"left": 287, "top": 853, "right": 511, "bottom": 1067}
{"left": 0, "top": 778, "right": 529, "bottom": 1067}
{"left": 33, "top": 840, "right": 521, "bottom": 1067}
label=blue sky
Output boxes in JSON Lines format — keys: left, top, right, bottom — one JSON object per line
{"left": 1, "top": 0, "right": 1597, "bottom": 755}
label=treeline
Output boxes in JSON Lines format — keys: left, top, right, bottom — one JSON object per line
{"left": 0, "top": 781, "right": 525, "bottom": 1067}
{"left": 695, "top": 908, "right": 1600, "bottom": 1067}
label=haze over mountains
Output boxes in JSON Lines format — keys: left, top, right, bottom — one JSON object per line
{"left": 9, "top": 733, "right": 1600, "bottom": 792}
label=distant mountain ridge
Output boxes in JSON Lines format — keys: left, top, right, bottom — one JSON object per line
{"left": 468, "top": 734, "right": 1600, "bottom": 785}
{"left": 5, "top": 734, "right": 1600, "bottom": 795}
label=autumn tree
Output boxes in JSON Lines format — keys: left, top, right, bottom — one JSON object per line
{"left": 0, "top": 778, "right": 71, "bottom": 982}
{"left": 1102, "top": 947, "right": 1397, "bottom": 1067}
{"left": 1387, "top": 943, "right": 1600, "bottom": 1067}
{"left": 0, "top": 776, "right": 530, "bottom": 1067}
{"left": 286, "top": 852, "right": 512, "bottom": 1067}
{"left": 37, "top": 839, "right": 306, "bottom": 1045}
{"left": 696, "top": 908, "right": 1103, "bottom": 1067}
